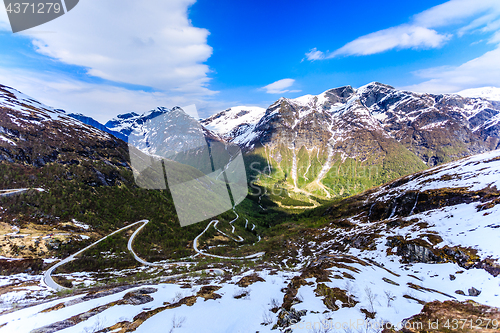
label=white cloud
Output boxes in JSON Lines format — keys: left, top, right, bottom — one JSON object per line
{"left": 331, "top": 25, "right": 450, "bottom": 57}
{"left": 413, "top": 0, "right": 500, "bottom": 29}
{"left": 1, "top": 0, "right": 214, "bottom": 95}
{"left": 0, "top": 0, "right": 223, "bottom": 121}
{"left": 307, "top": 0, "right": 500, "bottom": 59}
{"left": 262, "top": 78, "right": 297, "bottom": 94}
{"left": 402, "top": 47, "right": 500, "bottom": 93}
{"left": 305, "top": 48, "right": 325, "bottom": 61}
{"left": 491, "top": 31, "right": 500, "bottom": 44}
{"left": 0, "top": 67, "right": 214, "bottom": 123}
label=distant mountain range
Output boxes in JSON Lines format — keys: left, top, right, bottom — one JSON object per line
{"left": 201, "top": 82, "right": 500, "bottom": 202}
{"left": 2, "top": 82, "right": 500, "bottom": 204}
{"left": 68, "top": 113, "right": 128, "bottom": 142}
{"left": 203, "top": 82, "right": 500, "bottom": 155}
{"left": 1, "top": 82, "right": 500, "bottom": 332}
{"left": 69, "top": 82, "right": 500, "bottom": 203}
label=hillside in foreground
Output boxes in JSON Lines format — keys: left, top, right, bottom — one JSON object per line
{"left": 1, "top": 144, "right": 499, "bottom": 332}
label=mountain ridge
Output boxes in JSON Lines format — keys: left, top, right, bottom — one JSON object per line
{"left": 103, "top": 82, "right": 500, "bottom": 202}
{"left": 221, "top": 82, "right": 500, "bottom": 200}
{"left": 68, "top": 113, "right": 128, "bottom": 141}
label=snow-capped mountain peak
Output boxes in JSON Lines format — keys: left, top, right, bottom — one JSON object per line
{"left": 201, "top": 106, "right": 266, "bottom": 140}
{"left": 200, "top": 81, "right": 500, "bottom": 203}
{"left": 457, "top": 87, "right": 500, "bottom": 102}
{"left": 105, "top": 107, "right": 172, "bottom": 138}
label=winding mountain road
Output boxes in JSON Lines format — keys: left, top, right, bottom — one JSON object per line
{"left": 193, "top": 213, "right": 265, "bottom": 260}
{"left": 43, "top": 218, "right": 230, "bottom": 291}
{"left": 43, "top": 220, "right": 149, "bottom": 291}
{"left": 212, "top": 209, "right": 244, "bottom": 242}
{"left": 0, "top": 188, "right": 28, "bottom": 197}
{"left": 41, "top": 208, "right": 263, "bottom": 290}
{"left": 127, "top": 220, "right": 153, "bottom": 266}
{"left": 126, "top": 220, "right": 195, "bottom": 267}
{"left": 4, "top": 188, "right": 260, "bottom": 290}
{"left": 0, "top": 188, "right": 44, "bottom": 197}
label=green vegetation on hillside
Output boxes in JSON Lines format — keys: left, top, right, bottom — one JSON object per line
{"left": 0, "top": 161, "right": 208, "bottom": 260}
{"left": 245, "top": 139, "right": 427, "bottom": 205}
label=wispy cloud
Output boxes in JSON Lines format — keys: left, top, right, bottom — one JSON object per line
{"left": 306, "top": 0, "right": 500, "bottom": 59}
{"left": 331, "top": 26, "right": 450, "bottom": 57}
{"left": 397, "top": 0, "right": 500, "bottom": 93}
{"left": 305, "top": 48, "right": 326, "bottom": 61}
{"left": 262, "top": 78, "right": 300, "bottom": 94}
{"left": 402, "top": 47, "right": 500, "bottom": 93}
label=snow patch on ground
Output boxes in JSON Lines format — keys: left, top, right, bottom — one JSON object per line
{"left": 71, "top": 219, "right": 90, "bottom": 230}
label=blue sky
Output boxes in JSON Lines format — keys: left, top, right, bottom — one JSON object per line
{"left": 1, "top": 0, "right": 500, "bottom": 122}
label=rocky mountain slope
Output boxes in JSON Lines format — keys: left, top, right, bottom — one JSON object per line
{"left": 0, "top": 84, "right": 129, "bottom": 177}
{"left": 203, "top": 82, "right": 500, "bottom": 203}
{"left": 0, "top": 84, "right": 209, "bottom": 260}
{"left": 207, "top": 83, "right": 500, "bottom": 156}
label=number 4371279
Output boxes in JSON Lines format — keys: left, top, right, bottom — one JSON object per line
{"left": 5, "top": 2, "right": 62, "bottom": 14}
{"left": 442, "top": 318, "right": 499, "bottom": 330}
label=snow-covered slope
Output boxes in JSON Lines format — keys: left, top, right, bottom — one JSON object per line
{"left": 106, "top": 106, "right": 223, "bottom": 147}
{"left": 201, "top": 106, "right": 266, "bottom": 143}
{"left": 105, "top": 107, "right": 171, "bottom": 138}
{"left": 366, "top": 149, "right": 500, "bottom": 259}
{"left": 457, "top": 87, "right": 500, "bottom": 101}
{"left": 282, "top": 148, "right": 500, "bottom": 331}
{"left": 0, "top": 84, "right": 112, "bottom": 142}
